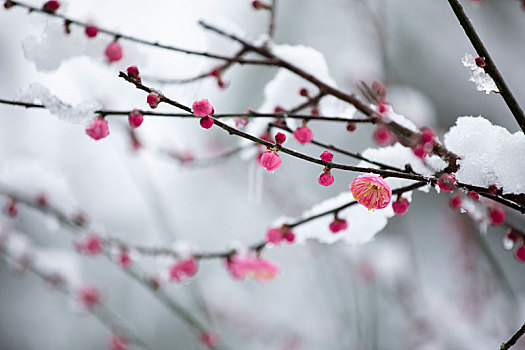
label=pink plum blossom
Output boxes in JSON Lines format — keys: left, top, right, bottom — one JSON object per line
{"left": 293, "top": 126, "right": 313, "bottom": 144}
{"left": 437, "top": 173, "right": 456, "bottom": 192}
{"left": 147, "top": 93, "right": 160, "bottom": 109}
{"left": 169, "top": 257, "right": 198, "bottom": 283}
{"left": 104, "top": 42, "right": 123, "bottom": 62}
{"left": 260, "top": 151, "right": 282, "bottom": 171}
{"left": 349, "top": 173, "right": 392, "bottom": 210}
{"left": 128, "top": 109, "right": 143, "bottom": 128}
{"left": 329, "top": 219, "right": 348, "bottom": 233}
{"left": 320, "top": 151, "right": 334, "bottom": 163}
{"left": 86, "top": 119, "right": 109, "bottom": 140}
{"left": 318, "top": 172, "right": 334, "bottom": 186}
{"left": 226, "top": 254, "right": 280, "bottom": 283}
{"left": 192, "top": 99, "right": 214, "bottom": 117}
{"left": 77, "top": 284, "right": 100, "bottom": 309}
{"left": 392, "top": 197, "right": 410, "bottom": 215}
{"left": 109, "top": 334, "right": 129, "bottom": 350}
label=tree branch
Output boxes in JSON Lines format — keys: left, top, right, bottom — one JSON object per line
{"left": 197, "top": 20, "right": 461, "bottom": 172}
{"left": 446, "top": 0, "right": 525, "bottom": 134}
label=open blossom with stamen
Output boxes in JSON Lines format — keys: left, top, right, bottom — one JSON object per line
{"left": 226, "top": 253, "right": 280, "bottom": 283}
{"left": 169, "top": 257, "right": 198, "bottom": 283}
{"left": 349, "top": 173, "right": 392, "bottom": 210}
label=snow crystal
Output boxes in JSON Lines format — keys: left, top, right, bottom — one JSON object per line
{"left": 444, "top": 116, "right": 525, "bottom": 194}
{"left": 461, "top": 53, "right": 498, "bottom": 94}
{"left": 15, "top": 83, "right": 101, "bottom": 125}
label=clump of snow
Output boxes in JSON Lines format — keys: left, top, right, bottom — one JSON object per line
{"left": 258, "top": 44, "right": 334, "bottom": 113}
{"left": 444, "top": 116, "right": 525, "bottom": 194}
{"left": 22, "top": 22, "right": 142, "bottom": 72}
{"left": 387, "top": 85, "right": 437, "bottom": 127}
{"left": 318, "top": 95, "right": 355, "bottom": 118}
{"left": 241, "top": 44, "right": 347, "bottom": 155}
{"left": 275, "top": 190, "right": 413, "bottom": 245}
{"left": 461, "top": 53, "right": 498, "bottom": 94}
{"left": 387, "top": 108, "right": 419, "bottom": 133}
{"left": 15, "top": 83, "right": 101, "bottom": 125}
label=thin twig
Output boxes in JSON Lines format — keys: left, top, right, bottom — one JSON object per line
{"left": 0, "top": 98, "right": 373, "bottom": 123}
{"left": 5, "top": 0, "right": 274, "bottom": 65}
{"left": 446, "top": 0, "right": 525, "bottom": 134}
{"left": 118, "top": 71, "right": 525, "bottom": 213}
{"left": 0, "top": 184, "right": 212, "bottom": 341}
{"left": 197, "top": 21, "right": 462, "bottom": 172}
{"left": 268, "top": 123, "right": 407, "bottom": 173}
{"left": 501, "top": 322, "right": 525, "bottom": 350}
{"left": 268, "top": 0, "right": 277, "bottom": 39}
{"left": 118, "top": 71, "right": 433, "bottom": 182}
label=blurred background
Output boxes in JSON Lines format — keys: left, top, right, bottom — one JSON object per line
{"left": 0, "top": 0, "right": 524, "bottom": 349}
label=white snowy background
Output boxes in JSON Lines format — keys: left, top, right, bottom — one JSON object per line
{"left": 0, "top": 0, "right": 525, "bottom": 349}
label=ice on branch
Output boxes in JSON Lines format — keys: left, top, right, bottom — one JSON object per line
{"left": 16, "top": 83, "right": 101, "bottom": 125}
{"left": 461, "top": 53, "right": 498, "bottom": 94}
{"left": 444, "top": 116, "right": 525, "bottom": 194}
